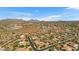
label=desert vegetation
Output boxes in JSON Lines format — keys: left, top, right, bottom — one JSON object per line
{"left": 0, "top": 19, "right": 79, "bottom": 51}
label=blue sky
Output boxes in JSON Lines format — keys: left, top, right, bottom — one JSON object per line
{"left": 0, "top": 7, "right": 79, "bottom": 21}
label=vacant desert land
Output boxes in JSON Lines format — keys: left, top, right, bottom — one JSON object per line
{"left": 0, "top": 19, "right": 79, "bottom": 51}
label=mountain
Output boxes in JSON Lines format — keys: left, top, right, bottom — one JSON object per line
{"left": 28, "top": 19, "right": 39, "bottom": 22}
{"left": 0, "top": 19, "right": 27, "bottom": 30}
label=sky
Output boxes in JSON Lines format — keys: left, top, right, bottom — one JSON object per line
{"left": 0, "top": 7, "right": 79, "bottom": 21}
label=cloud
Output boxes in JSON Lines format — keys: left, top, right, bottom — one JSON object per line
{"left": 51, "top": 8, "right": 79, "bottom": 21}
{"left": 10, "top": 11, "right": 34, "bottom": 20}
{"left": 9, "top": 11, "right": 33, "bottom": 17}
{"left": 0, "top": 11, "right": 62, "bottom": 21}
{"left": 0, "top": 11, "right": 33, "bottom": 20}
{"left": 15, "top": 17, "right": 32, "bottom": 21}
{"left": 38, "top": 15, "right": 61, "bottom": 21}
{"left": 66, "top": 7, "right": 79, "bottom": 10}
{"left": 0, "top": 7, "right": 79, "bottom": 21}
